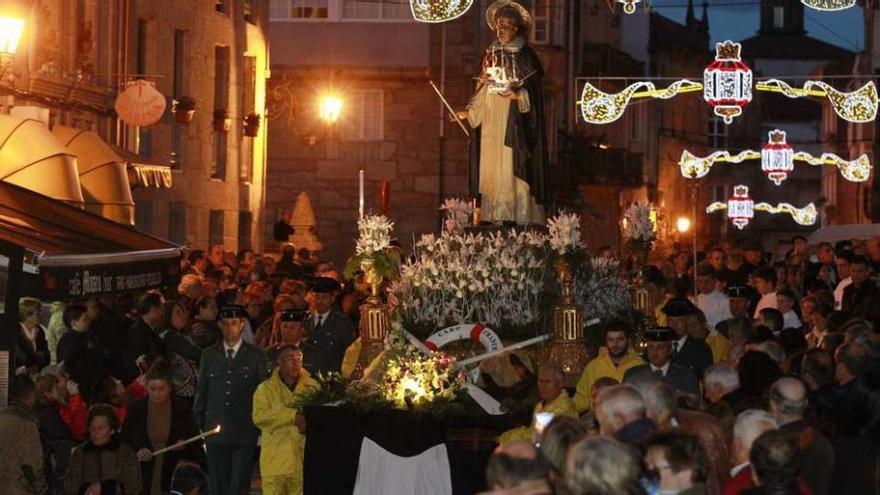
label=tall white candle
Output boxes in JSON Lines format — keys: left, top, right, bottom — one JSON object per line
{"left": 359, "top": 169, "right": 364, "bottom": 219}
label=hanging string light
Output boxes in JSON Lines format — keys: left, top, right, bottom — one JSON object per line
{"left": 800, "top": 0, "right": 856, "bottom": 11}
{"left": 410, "top": 0, "right": 474, "bottom": 22}
{"left": 678, "top": 128, "right": 872, "bottom": 185}
{"left": 577, "top": 41, "right": 879, "bottom": 126}
{"left": 706, "top": 185, "right": 817, "bottom": 229}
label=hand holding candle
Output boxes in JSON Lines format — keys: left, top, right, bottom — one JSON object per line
{"left": 150, "top": 425, "right": 221, "bottom": 457}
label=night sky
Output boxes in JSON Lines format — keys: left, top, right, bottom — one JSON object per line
{"left": 656, "top": 1, "right": 864, "bottom": 50}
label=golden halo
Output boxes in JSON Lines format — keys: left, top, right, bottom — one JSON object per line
{"left": 486, "top": 1, "right": 533, "bottom": 35}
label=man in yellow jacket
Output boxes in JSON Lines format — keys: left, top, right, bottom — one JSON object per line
{"left": 253, "top": 344, "right": 320, "bottom": 495}
{"left": 573, "top": 322, "right": 644, "bottom": 413}
{"left": 499, "top": 364, "right": 578, "bottom": 444}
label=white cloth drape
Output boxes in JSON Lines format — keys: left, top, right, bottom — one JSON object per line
{"left": 353, "top": 438, "right": 452, "bottom": 495}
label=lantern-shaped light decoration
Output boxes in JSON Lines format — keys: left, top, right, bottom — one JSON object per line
{"left": 704, "top": 41, "right": 752, "bottom": 124}
{"left": 114, "top": 80, "right": 167, "bottom": 127}
{"left": 761, "top": 129, "right": 795, "bottom": 185}
{"left": 727, "top": 185, "right": 754, "bottom": 230}
{"left": 410, "top": 0, "right": 474, "bottom": 23}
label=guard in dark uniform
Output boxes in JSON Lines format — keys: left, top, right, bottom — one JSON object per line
{"left": 624, "top": 327, "right": 700, "bottom": 397}
{"left": 266, "top": 309, "right": 309, "bottom": 373}
{"left": 193, "top": 305, "right": 268, "bottom": 495}
{"left": 662, "top": 297, "right": 714, "bottom": 380}
{"left": 302, "top": 277, "right": 355, "bottom": 375}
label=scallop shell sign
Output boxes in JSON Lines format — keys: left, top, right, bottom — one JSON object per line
{"left": 114, "top": 80, "right": 167, "bottom": 127}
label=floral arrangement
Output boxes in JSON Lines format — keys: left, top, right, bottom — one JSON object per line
{"left": 390, "top": 229, "right": 548, "bottom": 332}
{"left": 344, "top": 214, "right": 400, "bottom": 283}
{"left": 621, "top": 201, "right": 656, "bottom": 266}
{"left": 439, "top": 198, "right": 474, "bottom": 234}
{"left": 572, "top": 256, "right": 633, "bottom": 324}
{"left": 547, "top": 212, "right": 583, "bottom": 256}
{"left": 382, "top": 344, "right": 465, "bottom": 408}
{"left": 622, "top": 201, "right": 656, "bottom": 244}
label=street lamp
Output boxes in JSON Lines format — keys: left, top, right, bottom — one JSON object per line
{"left": 0, "top": 16, "right": 24, "bottom": 73}
{"left": 319, "top": 94, "right": 343, "bottom": 124}
{"left": 676, "top": 216, "right": 691, "bottom": 233}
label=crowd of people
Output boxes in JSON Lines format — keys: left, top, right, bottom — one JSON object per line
{"left": 1, "top": 234, "right": 880, "bottom": 495}
{"left": 0, "top": 244, "right": 360, "bottom": 495}
{"left": 485, "top": 235, "right": 880, "bottom": 494}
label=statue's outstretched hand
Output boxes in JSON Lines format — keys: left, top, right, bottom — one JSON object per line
{"left": 453, "top": 110, "right": 469, "bottom": 122}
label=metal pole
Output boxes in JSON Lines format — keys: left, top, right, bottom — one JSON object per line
{"left": 437, "top": 24, "right": 447, "bottom": 232}
{"left": 691, "top": 175, "right": 698, "bottom": 293}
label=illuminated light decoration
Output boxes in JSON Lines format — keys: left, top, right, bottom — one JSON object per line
{"left": 679, "top": 149, "right": 757, "bottom": 179}
{"left": 704, "top": 41, "right": 753, "bottom": 124}
{"left": 761, "top": 130, "right": 795, "bottom": 185}
{"left": 578, "top": 80, "right": 702, "bottom": 124}
{"left": 756, "top": 80, "right": 879, "bottom": 123}
{"left": 800, "top": 0, "right": 856, "bottom": 11}
{"left": 706, "top": 185, "right": 817, "bottom": 229}
{"left": 410, "top": 0, "right": 474, "bottom": 22}
{"left": 680, "top": 128, "right": 872, "bottom": 185}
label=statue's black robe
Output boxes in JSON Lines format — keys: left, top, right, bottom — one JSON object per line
{"left": 468, "top": 42, "right": 549, "bottom": 208}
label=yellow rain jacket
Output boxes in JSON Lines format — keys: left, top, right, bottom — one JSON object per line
{"left": 573, "top": 347, "right": 644, "bottom": 413}
{"left": 706, "top": 331, "right": 731, "bottom": 364}
{"left": 252, "top": 368, "right": 320, "bottom": 494}
{"left": 499, "top": 391, "right": 578, "bottom": 444}
{"left": 341, "top": 337, "right": 362, "bottom": 379}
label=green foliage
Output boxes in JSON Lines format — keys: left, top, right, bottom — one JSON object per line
{"left": 343, "top": 249, "right": 401, "bottom": 282}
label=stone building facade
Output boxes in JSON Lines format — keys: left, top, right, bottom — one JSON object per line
{"left": 2, "top": 0, "right": 270, "bottom": 252}
{"left": 266, "top": 0, "right": 574, "bottom": 266}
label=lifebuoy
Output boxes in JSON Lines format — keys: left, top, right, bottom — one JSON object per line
{"left": 424, "top": 323, "right": 503, "bottom": 353}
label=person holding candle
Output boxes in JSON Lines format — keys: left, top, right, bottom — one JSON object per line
{"left": 122, "top": 358, "right": 204, "bottom": 495}
{"left": 455, "top": 0, "right": 548, "bottom": 225}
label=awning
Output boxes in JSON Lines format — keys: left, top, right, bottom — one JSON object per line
{"left": 113, "top": 145, "right": 173, "bottom": 189}
{"left": 52, "top": 125, "right": 135, "bottom": 225}
{"left": 807, "top": 224, "right": 880, "bottom": 245}
{"left": 0, "top": 180, "right": 181, "bottom": 299}
{"left": 0, "top": 114, "right": 84, "bottom": 206}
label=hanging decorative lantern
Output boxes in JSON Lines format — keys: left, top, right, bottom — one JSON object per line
{"left": 761, "top": 129, "right": 794, "bottom": 185}
{"left": 726, "top": 185, "right": 754, "bottom": 230}
{"left": 704, "top": 41, "right": 752, "bottom": 124}
{"left": 618, "top": 0, "right": 640, "bottom": 14}
{"left": 410, "top": 0, "right": 474, "bottom": 22}
{"left": 114, "top": 80, "right": 167, "bottom": 127}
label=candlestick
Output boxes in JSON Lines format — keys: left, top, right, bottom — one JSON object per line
{"left": 359, "top": 169, "right": 365, "bottom": 219}
{"left": 151, "top": 425, "right": 221, "bottom": 457}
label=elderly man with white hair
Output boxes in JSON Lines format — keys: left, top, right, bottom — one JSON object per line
{"left": 721, "top": 409, "right": 777, "bottom": 492}
{"left": 595, "top": 384, "right": 655, "bottom": 447}
{"left": 703, "top": 363, "right": 746, "bottom": 439}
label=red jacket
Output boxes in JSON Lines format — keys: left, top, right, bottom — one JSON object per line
{"left": 722, "top": 466, "right": 813, "bottom": 495}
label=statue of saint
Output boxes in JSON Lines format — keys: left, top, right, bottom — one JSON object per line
{"left": 456, "top": 1, "right": 548, "bottom": 225}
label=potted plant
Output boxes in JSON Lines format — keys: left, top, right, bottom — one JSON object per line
{"left": 172, "top": 96, "right": 196, "bottom": 123}
{"left": 213, "top": 108, "right": 231, "bottom": 132}
{"left": 243, "top": 112, "right": 261, "bottom": 137}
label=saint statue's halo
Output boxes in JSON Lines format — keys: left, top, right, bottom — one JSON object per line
{"left": 485, "top": 1, "right": 533, "bottom": 35}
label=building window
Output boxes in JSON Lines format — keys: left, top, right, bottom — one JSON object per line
{"left": 136, "top": 19, "right": 149, "bottom": 76}
{"left": 343, "top": 89, "right": 383, "bottom": 141}
{"left": 530, "top": 0, "right": 551, "bottom": 45}
{"left": 214, "top": 46, "right": 230, "bottom": 112}
{"left": 173, "top": 30, "right": 186, "bottom": 98}
{"left": 209, "top": 210, "right": 225, "bottom": 247}
{"left": 271, "top": 0, "right": 329, "bottom": 19}
{"left": 169, "top": 202, "right": 187, "bottom": 244}
{"left": 244, "top": 0, "right": 256, "bottom": 23}
{"left": 342, "top": 0, "right": 409, "bottom": 20}
{"left": 212, "top": 131, "right": 227, "bottom": 179}
{"left": 238, "top": 211, "right": 253, "bottom": 250}
{"left": 708, "top": 116, "right": 728, "bottom": 148}
{"left": 271, "top": 0, "right": 411, "bottom": 21}
{"left": 773, "top": 6, "right": 784, "bottom": 29}
{"left": 136, "top": 200, "right": 154, "bottom": 234}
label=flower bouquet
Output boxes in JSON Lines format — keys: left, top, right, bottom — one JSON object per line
{"left": 621, "top": 201, "right": 656, "bottom": 269}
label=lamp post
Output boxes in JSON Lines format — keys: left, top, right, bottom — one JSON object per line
{"left": 0, "top": 16, "right": 24, "bottom": 82}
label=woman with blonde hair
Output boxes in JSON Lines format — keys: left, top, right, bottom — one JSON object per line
{"left": 16, "top": 297, "right": 50, "bottom": 374}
